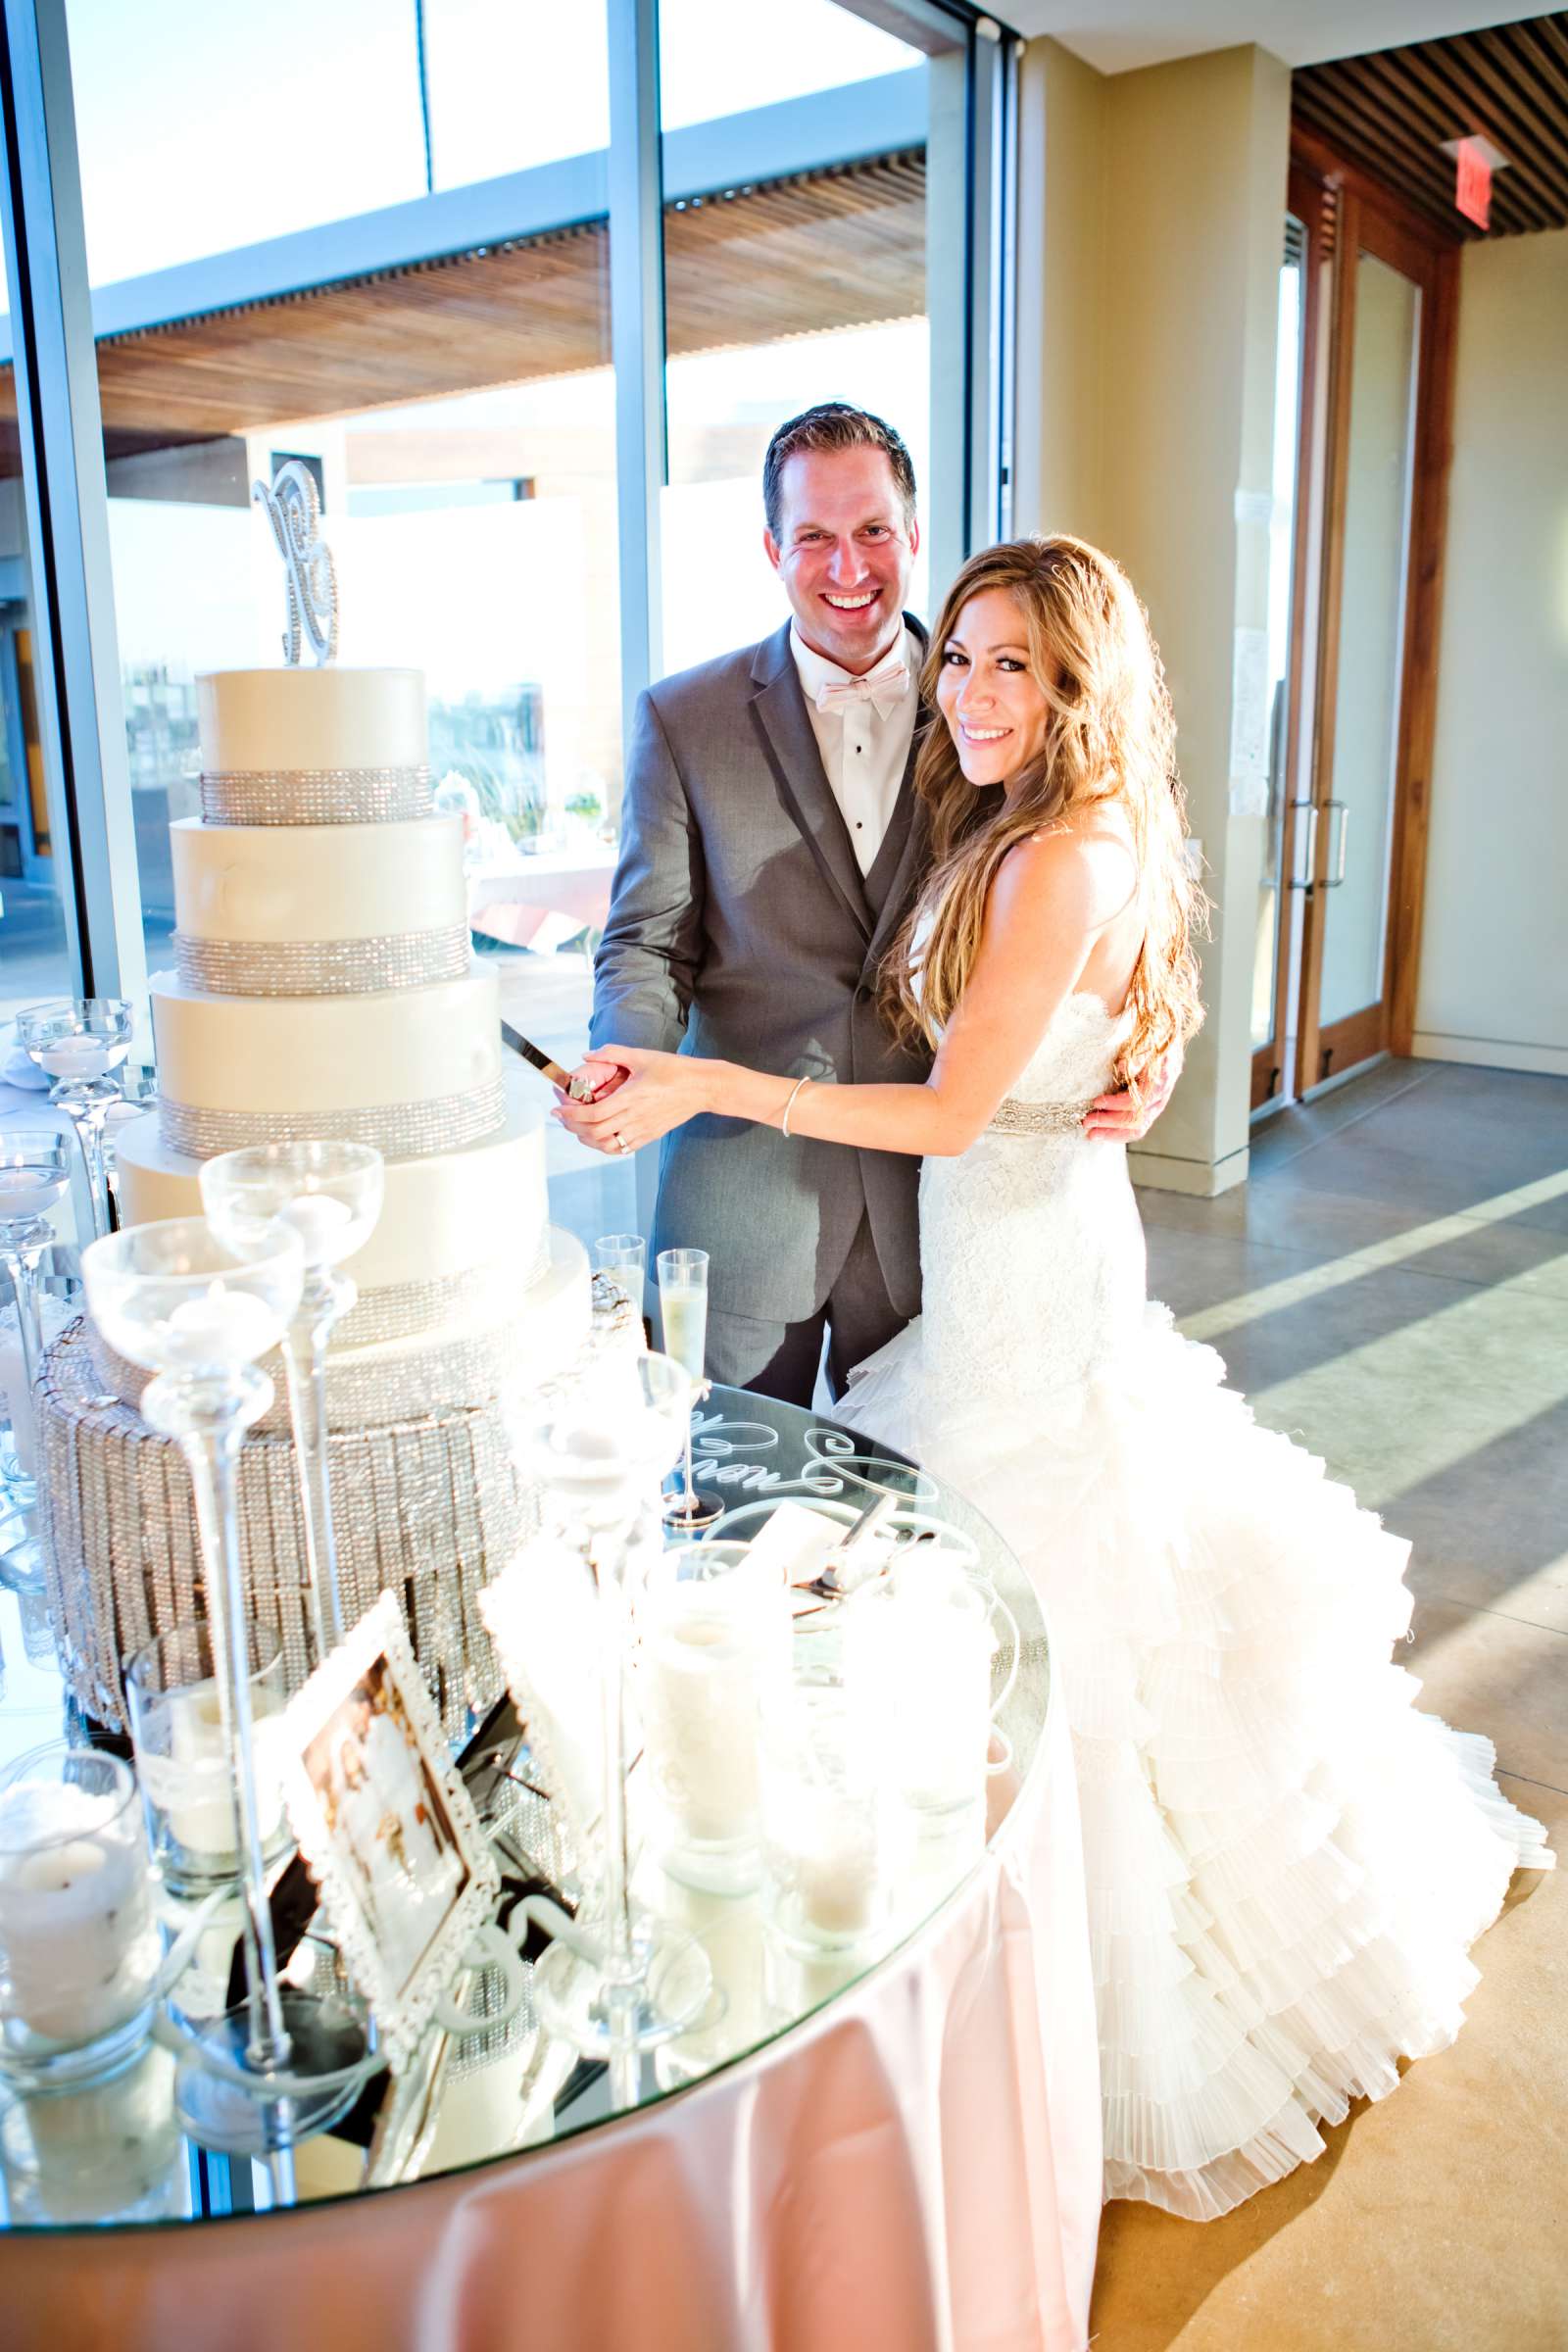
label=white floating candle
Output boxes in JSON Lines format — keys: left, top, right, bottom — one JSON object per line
{"left": 0, "top": 1166, "right": 67, "bottom": 1221}
{"left": 281, "top": 1191, "right": 355, "bottom": 1263}
{"left": 161, "top": 1282, "right": 279, "bottom": 1368}
{"left": 33, "top": 1036, "right": 122, "bottom": 1083}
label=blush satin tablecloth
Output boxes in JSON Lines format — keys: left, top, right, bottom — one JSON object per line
{"left": 6, "top": 1676, "right": 1100, "bottom": 2352}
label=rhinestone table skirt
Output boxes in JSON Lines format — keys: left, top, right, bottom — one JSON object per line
{"left": 35, "top": 1318, "right": 529, "bottom": 1740}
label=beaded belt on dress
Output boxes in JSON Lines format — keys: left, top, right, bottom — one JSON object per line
{"left": 986, "top": 1098, "right": 1092, "bottom": 1137}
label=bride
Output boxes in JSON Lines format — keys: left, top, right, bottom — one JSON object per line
{"left": 567, "top": 535, "right": 1551, "bottom": 2222}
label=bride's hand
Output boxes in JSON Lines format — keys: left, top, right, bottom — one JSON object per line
{"left": 1083, "top": 1041, "right": 1183, "bottom": 1142}
{"left": 552, "top": 1045, "right": 716, "bottom": 1155}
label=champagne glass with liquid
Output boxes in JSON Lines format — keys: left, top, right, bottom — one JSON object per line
{"left": 657, "top": 1248, "right": 720, "bottom": 1530}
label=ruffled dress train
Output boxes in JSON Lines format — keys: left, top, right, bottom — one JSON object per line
{"left": 839, "top": 996, "right": 1551, "bottom": 2223}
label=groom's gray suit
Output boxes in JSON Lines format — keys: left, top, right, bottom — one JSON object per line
{"left": 590, "top": 614, "right": 933, "bottom": 1396}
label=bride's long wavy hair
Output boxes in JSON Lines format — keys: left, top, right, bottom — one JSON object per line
{"left": 882, "top": 535, "right": 1205, "bottom": 1093}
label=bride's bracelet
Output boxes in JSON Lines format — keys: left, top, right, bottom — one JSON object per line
{"left": 779, "top": 1075, "right": 812, "bottom": 1137}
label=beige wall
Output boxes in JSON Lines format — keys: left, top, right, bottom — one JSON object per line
{"left": 1015, "top": 41, "right": 1292, "bottom": 1192}
{"left": 1415, "top": 227, "right": 1568, "bottom": 1078}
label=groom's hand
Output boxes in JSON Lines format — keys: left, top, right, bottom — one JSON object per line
{"left": 1083, "top": 1042, "right": 1182, "bottom": 1142}
{"left": 554, "top": 1046, "right": 709, "bottom": 1155}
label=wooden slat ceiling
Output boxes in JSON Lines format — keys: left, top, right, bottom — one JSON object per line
{"left": 1294, "top": 14, "right": 1568, "bottom": 238}
{"left": 0, "top": 152, "right": 926, "bottom": 473}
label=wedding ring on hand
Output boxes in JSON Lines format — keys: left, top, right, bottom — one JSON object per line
{"left": 612, "top": 1131, "right": 630, "bottom": 1153}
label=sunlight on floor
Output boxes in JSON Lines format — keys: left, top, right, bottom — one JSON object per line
{"left": 1180, "top": 1165, "right": 1568, "bottom": 1346}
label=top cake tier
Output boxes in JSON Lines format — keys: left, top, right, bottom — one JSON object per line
{"left": 198, "top": 667, "right": 430, "bottom": 824}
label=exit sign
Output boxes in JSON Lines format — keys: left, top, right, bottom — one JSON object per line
{"left": 1455, "top": 135, "right": 1491, "bottom": 228}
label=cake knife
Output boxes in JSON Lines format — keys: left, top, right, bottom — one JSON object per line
{"left": 501, "top": 1020, "right": 600, "bottom": 1102}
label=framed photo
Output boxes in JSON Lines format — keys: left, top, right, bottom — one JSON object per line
{"left": 281, "top": 1592, "right": 499, "bottom": 2070}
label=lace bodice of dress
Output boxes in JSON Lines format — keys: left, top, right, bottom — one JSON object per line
{"left": 917, "top": 990, "right": 1150, "bottom": 1408}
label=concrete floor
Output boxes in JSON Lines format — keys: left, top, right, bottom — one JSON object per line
{"left": 1094, "top": 1055, "right": 1567, "bottom": 2351}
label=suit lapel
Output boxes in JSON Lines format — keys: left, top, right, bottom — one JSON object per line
{"left": 749, "top": 622, "right": 873, "bottom": 944}
{"left": 865, "top": 615, "right": 932, "bottom": 961}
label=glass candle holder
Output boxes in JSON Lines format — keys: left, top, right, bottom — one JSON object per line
{"left": 0, "top": 2040, "right": 185, "bottom": 2226}
{"left": 0, "top": 1741, "right": 161, "bottom": 2091}
{"left": 640, "top": 1540, "right": 792, "bottom": 1893}
{"left": 518, "top": 1351, "right": 710, "bottom": 2105}
{"left": 82, "top": 1215, "right": 371, "bottom": 2154}
{"left": 594, "top": 1233, "right": 646, "bottom": 1316}
{"left": 200, "top": 1140, "right": 384, "bottom": 1659}
{"left": 842, "top": 1557, "right": 999, "bottom": 1824}
{"left": 125, "top": 1618, "right": 291, "bottom": 1897}
{"left": 14, "top": 999, "right": 133, "bottom": 1242}
{"left": 761, "top": 1676, "right": 899, "bottom": 1959}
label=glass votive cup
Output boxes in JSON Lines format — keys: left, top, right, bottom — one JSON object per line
{"left": 0, "top": 2039, "right": 186, "bottom": 2225}
{"left": 594, "top": 1233, "right": 646, "bottom": 1315}
{"left": 0, "top": 1741, "right": 161, "bottom": 2090}
{"left": 760, "top": 1677, "right": 899, "bottom": 1958}
{"left": 639, "top": 1540, "right": 792, "bottom": 1893}
{"left": 842, "top": 1559, "right": 997, "bottom": 1824}
{"left": 124, "top": 1619, "right": 291, "bottom": 1897}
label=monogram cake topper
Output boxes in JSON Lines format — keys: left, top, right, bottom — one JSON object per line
{"left": 253, "top": 459, "right": 339, "bottom": 666}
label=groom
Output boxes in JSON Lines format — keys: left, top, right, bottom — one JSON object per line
{"left": 561, "top": 402, "right": 1161, "bottom": 1403}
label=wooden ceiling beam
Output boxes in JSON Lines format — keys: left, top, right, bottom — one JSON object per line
{"left": 1298, "top": 61, "right": 1473, "bottom": 224}
{"left": 1353, "top": 46, "right": 1559, "bottom": 230}
{"left": 1446, "top": 26, "right": 1568, "bottom": 212}
{"left": 1401, "top": 46, "right": 1568, "bottom": 218}
{"left": 1437, "top": 31, "right": 1568, "bottom": 209}
{"left": 1504, "top": 19, "right": 1568, "bottom": 128}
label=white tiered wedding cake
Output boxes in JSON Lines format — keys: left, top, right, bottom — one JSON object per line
{"left": 111, "top": 666, "right": 586, "bottom": 1423}
{"left": 38, "top": 665, "right": 592, "bottom": 1732}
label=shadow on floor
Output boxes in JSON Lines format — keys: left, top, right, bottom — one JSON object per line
{"left": 1090, "top": 2106, "right": 1355, "bottom": 2349}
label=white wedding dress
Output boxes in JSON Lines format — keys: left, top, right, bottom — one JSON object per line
{"left": 841, "top": 989, "right": 1552, "bottom": 2223}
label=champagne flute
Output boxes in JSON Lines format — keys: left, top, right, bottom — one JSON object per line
{"left": 657, "top": 1248, "right": 720, "bottom": 1531}
{"left": 15, "top": 1001, "right": 133, "bottom": 1242}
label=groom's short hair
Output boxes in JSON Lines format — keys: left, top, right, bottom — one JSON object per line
{"left": 762, "top": 403, "right": 917, "bottom": 538}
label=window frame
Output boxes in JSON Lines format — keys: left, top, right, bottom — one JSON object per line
{"left": 0, "top": 0, "right": 1018, "bottom": 1004}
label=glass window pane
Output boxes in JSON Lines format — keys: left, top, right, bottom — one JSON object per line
{"left": 67, "top": 0, "right": 427, "bottom": 285}
{"left": 660, "top": 3, "right": 933, "bottom": 673}
{"left": 1251, "top": 229, "right": 1305, "bottom": 1054}
{"left": 0, "top": 504, "right": 74, "bottom": 1030}
{"left": 660, "top": 0, "right": 922, "bottom": 127}
{"left": 1320, "top": 251, "right": 1419, "bottom": 1031}
{"left": 73, "top": 12, "right": 632, "bottom": 1248}
{"left": 424, "top": 0, "right": 609, "bottom": 187}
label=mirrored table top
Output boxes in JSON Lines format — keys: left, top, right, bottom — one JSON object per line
{"left": 0, "top": 1385, "right": 1050, "bottom": 2234}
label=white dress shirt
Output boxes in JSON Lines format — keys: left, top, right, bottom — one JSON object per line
{"left": 790, "top": 623, "right": 919, "bottom": 876}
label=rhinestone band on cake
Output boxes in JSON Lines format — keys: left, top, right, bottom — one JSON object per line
{"left": 987, "top": 1098, "right": 1094, "bottom": 1137}
{"left": 200, "top": 763, "right": 434, "bottom": 825}
{"left": 332, "top": 1253, "right": 551, "bottom": 1349}
{"left": 160, "top": 1077, "right": 507, "bottom": 1161}
{"left": 89, "top": 1315, "right": 532, "bottom": 1436}
{"left": 173, "top": 924, "right": 472, "bottom": 997}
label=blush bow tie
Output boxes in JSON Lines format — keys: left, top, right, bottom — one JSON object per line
{"left": 814, "top": 656, "right": 911, "bottom": 720}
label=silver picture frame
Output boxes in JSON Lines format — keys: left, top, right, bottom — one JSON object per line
{"left": 281, "top": 1592, "right": 500, "bottom": 2072}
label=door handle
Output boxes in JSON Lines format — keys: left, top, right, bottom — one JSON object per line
{"left": 1321, "top": 800, "right": 1349, "bottom": 889}
{"left": 1287, "top": 800, "right": 1318, "bottom": 892}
